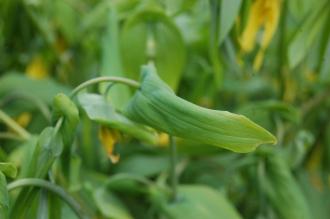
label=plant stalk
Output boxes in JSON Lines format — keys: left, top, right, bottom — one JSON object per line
{"left": 169, "top": 136, "right": 178, "bottom": 201}
{"left": 7, "top": 178, "right": 88, "bottom": 219}
{"left": 0, "top": 110, "right": 31, "bottom": 140}
{"left": 70, "top": 76, "right": 140, "bottom": 98}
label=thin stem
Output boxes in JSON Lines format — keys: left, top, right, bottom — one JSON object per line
{"left": 0, "top": 110, "right": 31, "bottom": 140}
{"left": 106, "top": 173, "right": 152, "bottom": 187}
{"left": 70, "top": 76, "right": 140, "bottom": 98}
{"left": 7, "top": 178, "right": 88, "bottom": 219}
{"left": 0, "top": 132, "right": 25, "bottom": 141}
{"left": 169, "top": 136, "right": 178, "bottom": 201}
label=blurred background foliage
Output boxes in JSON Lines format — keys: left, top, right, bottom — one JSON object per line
{"left": 0, "top": 0, "right": 330, "bottom": 218}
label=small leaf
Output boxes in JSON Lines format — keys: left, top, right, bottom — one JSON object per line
{"left": 78, "top": 93, "right": 158, "bottom": 144}
{"left": 0, "top": 162, "right": 17, "bottom": 178}
{"left": 125, "top": 64, "right": 277, "bottom": 153}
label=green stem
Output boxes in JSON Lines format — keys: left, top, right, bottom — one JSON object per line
{"left": 7, "top": 178, "right": 88, "bottom": 219}
{"left": 0, "top": 110, "right": 31, "bottom": 140}
{"left": 0, "top": 132, "right": 25, "bottom": 141}
{"left": 70, "top": 76, "right": 140, "bottom": 98}
{"left": 106, "top": 173, "right": 152, "bottom": 187}
{"left": 169, "top": 136, "right": 178, "bottom": 201}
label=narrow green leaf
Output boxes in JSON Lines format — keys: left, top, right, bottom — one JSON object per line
{"left": 218, "top": 0, "right": 242, "bottom": 45}
{"left": 78, "top": 93, "right": 158, "bottom": 144}
{"left": 125, "top": 64, "right": 277, "bottom": 153}
{"left": 99, "top": 7, "right": 131, "bottom": 110}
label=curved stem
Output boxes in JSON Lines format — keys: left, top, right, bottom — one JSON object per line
{"left": 0, "top": 110, "right": 31, "bottom": 140}
{"left": 169, "top": 136, "right": 178, "bottom": 201}
{"left": 7, "top": 178, "right": 88, "bottom": 219}
{"left": 70, "top": 76, "right": 140, "bottom": 98}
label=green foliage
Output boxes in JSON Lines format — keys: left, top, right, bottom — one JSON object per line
{"left": 0, "top": 0, "right": 329, "bottom": 218}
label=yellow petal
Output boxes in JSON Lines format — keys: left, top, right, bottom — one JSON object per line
{"left": 98, "top": 126, "right": 120, "bottom": 163}
{"left": 15, "top": 112, "right": 32, "bottom": 128}
{"left": 240, "top": 0, "right": 264, "bottom": 52}
{"left": 260, "top": 0, "right": 281, "bottom": 50}
{"left": 26, "top": 56, "right": 48, "bottom": 80}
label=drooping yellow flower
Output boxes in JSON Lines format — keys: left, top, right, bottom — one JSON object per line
{"left": 98, "top": 126, "right": 120, "bottom": 163}
{"left": 26, "top": 55, "right": 48, "bottom": 79}
{"left": 240, "top": 0, "right": 281, "bottom": 70}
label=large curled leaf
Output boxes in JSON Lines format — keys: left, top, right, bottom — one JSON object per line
{"left": 150, "top": 185, "right": 242, "bottom": 219}
{"left": 125, "top": 64, "right": 276, "bottom": 153}
{"left": 121, "top": 8, "right": 186, "bottom": 90}
{"left": 78, "top": 93, "right": 158, "bottom": 144}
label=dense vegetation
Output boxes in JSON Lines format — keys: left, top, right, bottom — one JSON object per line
{"left": 0, "top": 0, "right": 330, "bottom": 218}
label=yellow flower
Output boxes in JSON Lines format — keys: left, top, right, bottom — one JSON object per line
{"left": 26, "top": 55, "right": 48, "bottom": 79}
{"left": 98, "top": 126, "right": 120, "bottom": 163}
{"left": 240, "top": 0, "right": 281, "bottom": 70}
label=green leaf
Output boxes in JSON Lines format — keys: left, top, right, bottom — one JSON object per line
{"left": 0, "top": 73, "right": 70, "bottom": 104}
{"left": 218, "top": 0, "right": 242, "bottom": 45}
{"left": 121, "top": 8, "right": 186, "bottom": 90}
{"left": 0, "top": 162, "right": 17, "bottom": 178}
{"left": 27, "top": 127, "right": 63, "bottom": 178}
{"left": 93, "top": 186, "right": 133, "bottom": 219}
{"left": 125, "top": 64, "right": 277, "bottom": 153}
{"left": 10, "top": 127, "right": 63, "bottom": 219}
{"left": 152, "top": 185, "right": 242, "bottom": 219}
{"left": 0, "top": 172, "right": 9, "bottom": 219}
{"left": 78, "top": 93, "right": 158, "bottom": 144}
